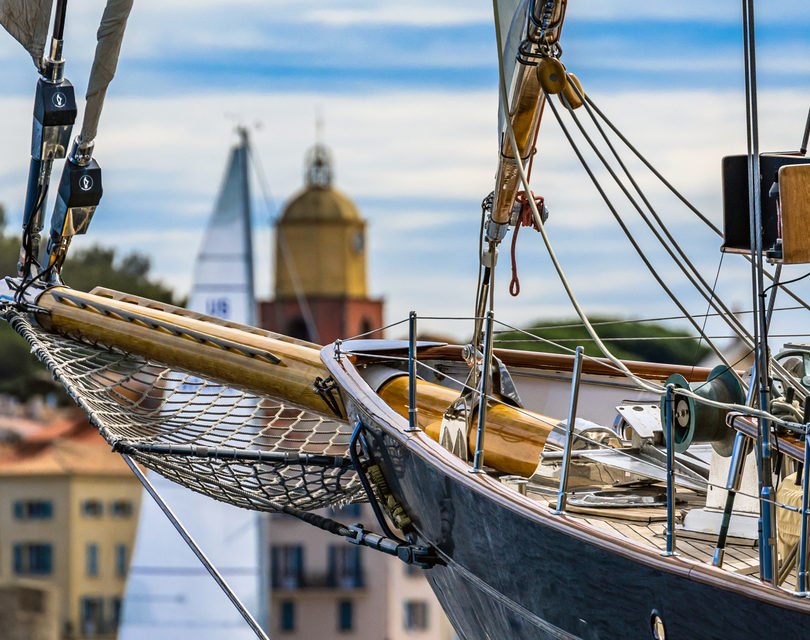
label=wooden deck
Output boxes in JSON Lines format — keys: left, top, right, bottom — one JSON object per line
{"left": 522, "top": 481, "right": 801, "bottom": 587}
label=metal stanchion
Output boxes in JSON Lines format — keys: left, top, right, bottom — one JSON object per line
{"left": 664, "top": 384, "right": 677, "bottom": 556}
{"left": 554, "top": 346, "right": 584, "bottom": 514}
{"left": 406, "top": 311, "right": 419, "bottom": 432}
{"left": 470, "top": 311, "right": 494, "bottom": 473}
{"left": 798, "top": 425, "right": 810, "bottom": 594}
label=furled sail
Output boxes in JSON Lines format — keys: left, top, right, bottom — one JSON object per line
{"left": 80, "top": 0, "right": 134, "bottom": 146}
{"left": 0, "top": 0, "right": 52, "bottom": 68}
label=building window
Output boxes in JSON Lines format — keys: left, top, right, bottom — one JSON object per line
{"left": 327, "top": 545, "right": 363, "bottom": 588}
{"left": 404, "top": 600, "right": 429, "bottom": 630}
{"left": 13, "top": 500, "right": 53, "bottom": 520}
{"left": 286, "top": 317, "right": 310, "bottom": 342}
{"left": 111, "top": 500, "right": 134, "bottom": 517}
{"left": 80, "top": 597, "right": 104, "bottom": 637}
{"left": 13, "top": 543, "right": 52, "bottom": 575}
{"left": 271, "top": 545, "right": 304, "bottom": 588}
{"left": 279, "top": 600, "right": 295, "bottom": 632}
{"left": 337, "top": 600, "right": 353, "bottom": 632}
{"left": 86, "top": 543, "right": 99, "bottom": 577}
{"left": 110, "top": 597, "right": 123, "bottom": 631}
{"left": 115, "top": 544, "right": 127, "bottom": 578}
{"left": 81, "top": 499, "right": 103, "bottom": 517}
{"left": 404, "top": 562, "right": 422, "bottom": 577}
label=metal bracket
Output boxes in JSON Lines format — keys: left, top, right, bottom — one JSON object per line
{"left": 345, "top": 524, "right": 443, "bottom": 569}
{"left": 313, "top": 375, "right": 344, "bottom": 419}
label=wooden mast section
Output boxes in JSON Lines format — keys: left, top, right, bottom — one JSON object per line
{"left": 490, "top": 0, "right": 567, "bottom": 225}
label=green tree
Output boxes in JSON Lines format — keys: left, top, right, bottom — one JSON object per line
{"left": 494, "top": 316, "right": 711, "bottom": 366}
{"left": 0, "top": 207, "right": 182, "bottom": 400}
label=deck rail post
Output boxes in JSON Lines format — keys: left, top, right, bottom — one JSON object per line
{"left": 406, "top": 311, "right": 419, "bottom": 432}
{"left": 470, "top": 311, "right": 494, "bottom": 473}
{"left": 798, "top": 423, "right": 810, "bottom": 594}
{"left": 554, "top": 346, "right": 584, "bottom": 514}
{"left": 664, "top": 383, "right": 678, "bottom": 556}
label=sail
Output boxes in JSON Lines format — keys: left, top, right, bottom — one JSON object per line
{"left": 187, "top": 132, "right": 257, "bottom": 325}
{"left": 0, "top": 0, "right": 52, "bottom": 68}
{"left": 81, "top": 0, "right": 134, "bottom": 145}
{"left": 497, "top": 0, "right": 529, "bottom": 137}
{"left": 119, "top": 133, "right": 264, "bottom": 639}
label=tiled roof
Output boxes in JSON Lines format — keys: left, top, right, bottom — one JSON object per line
{"left": 0, "top": 413, "right": 131, "bottom": 477}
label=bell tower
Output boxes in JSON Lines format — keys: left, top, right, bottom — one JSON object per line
{"left": 259, "top": 141, "right": 383, "bottom": 344}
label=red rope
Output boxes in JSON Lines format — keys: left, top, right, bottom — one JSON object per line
{"left": 509, "top": 191, "right": 544, "bottom": 297}
{"left": 508, "top": 100, "right": 545, "bottom": 297}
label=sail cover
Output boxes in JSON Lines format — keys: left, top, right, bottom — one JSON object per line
{"left": 0, "top": 0, "right": 52, "bottom": 68}
{"left": 81, "top": 0, "right": 134, "bottom": 144}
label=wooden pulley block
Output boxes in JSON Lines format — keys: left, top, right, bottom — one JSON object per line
{"left": 560, "top": 72, "right": 584, "bottom": 109}
{"left": 536, "top": 57, "right": 567, "bottom": 94}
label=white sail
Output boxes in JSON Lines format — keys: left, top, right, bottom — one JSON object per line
{"left": 188, "top": 129, "right": 256, "bottom": 324}
{"left": 120, "top": 132, "right": 264, "bottom": 639}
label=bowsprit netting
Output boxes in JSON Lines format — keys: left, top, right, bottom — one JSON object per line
{"left": 5, "top": 308, "right": 364, "bottom": 511}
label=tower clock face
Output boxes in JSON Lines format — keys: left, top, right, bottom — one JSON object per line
{"left": 353, "top": 231, "right": 364, "bottom": 252}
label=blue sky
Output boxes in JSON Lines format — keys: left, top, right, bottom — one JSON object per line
{"left": 2, "top": 0, "right": 810, "bottom": 344}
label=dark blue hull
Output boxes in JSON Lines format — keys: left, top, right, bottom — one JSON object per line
{"left": 327, "top": 351, "right": 810, "bottom": 640}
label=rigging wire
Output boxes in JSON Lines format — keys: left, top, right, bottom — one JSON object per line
{"left": 490, "top": 0, "right": 797, "bottom": 424}
{"left": 763, "top": 268, "right": 810, "bottom": 295}
{"left": 586, "top": 93, "right": 810, "bottom": 316}
{"left": 543, "top": 92, "right": 742, "bottom": 383}
{"left": 498, "top": 305, "right": 807, "bottom": 334}
{"left": 574, "top": 91, "right": 760, "bottom": 356}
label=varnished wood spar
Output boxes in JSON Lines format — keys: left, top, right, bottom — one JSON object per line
{"left": 34, "top": 286, "right": 561, "bottom": 476}
{"left": 34, "top": 286, "right": 340, "bottom": 417}
{"left": 779, "top": 164, "right": 810, "bottom": 264}
{"left": 416, "top": 345, "right": 720, "bottom": 383}
{"left": 378, "top": 376, "right": 559, "bottom": 477}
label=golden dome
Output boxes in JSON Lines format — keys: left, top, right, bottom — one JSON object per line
{"left": 281, "top": 185, "right": 361, "bottom": 223}
{"left": 280, "top": 142, "right": 362, "bottom": 223}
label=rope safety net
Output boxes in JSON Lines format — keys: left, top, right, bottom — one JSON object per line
{"left": 3, "top": 307, "right": 364, "bottom": 512}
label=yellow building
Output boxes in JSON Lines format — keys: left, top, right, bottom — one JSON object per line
{"left": 267, "top": 504, "right": 457, "bottom": 640}
{"left": 0, "top": 414, "right": 141, "bottom": 639}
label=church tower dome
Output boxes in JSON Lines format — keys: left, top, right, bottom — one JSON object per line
{"left": 275, "top": 143, "right": 367, "bottom": 299}
{"left": 260, "top": 140, "right": 383, "bottom": 343}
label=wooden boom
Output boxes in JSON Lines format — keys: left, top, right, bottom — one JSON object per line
{"left": 32, "top": 286, "right": 562, "bottom": 476}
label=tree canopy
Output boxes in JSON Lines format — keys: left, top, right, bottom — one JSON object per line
{"left": 0, "top": 204, "right": 181, "bottom": 400}
{"left": 494, "top": 316, "right": 712, "bottom": 366}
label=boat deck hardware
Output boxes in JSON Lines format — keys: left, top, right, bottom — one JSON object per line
{"left": 554, "top": 345, "right": 584, "bottom": 513}
{"left": 471, "top": 311, "right": 495, "bottom": 473}
{"left": 313, "top": 375, "right": 344, "bottom": 419}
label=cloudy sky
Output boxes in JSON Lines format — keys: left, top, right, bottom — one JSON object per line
{"left": 2, "top": 0, "right": 810, "bottom": 346}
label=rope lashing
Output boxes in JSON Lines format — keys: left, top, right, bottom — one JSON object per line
{"left": 509, "top": 190, "right": 545, "bottom": 296}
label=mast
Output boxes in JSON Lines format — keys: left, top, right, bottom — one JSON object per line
{"left": 740, "top": 0, "right": 777, "bottom": 584}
